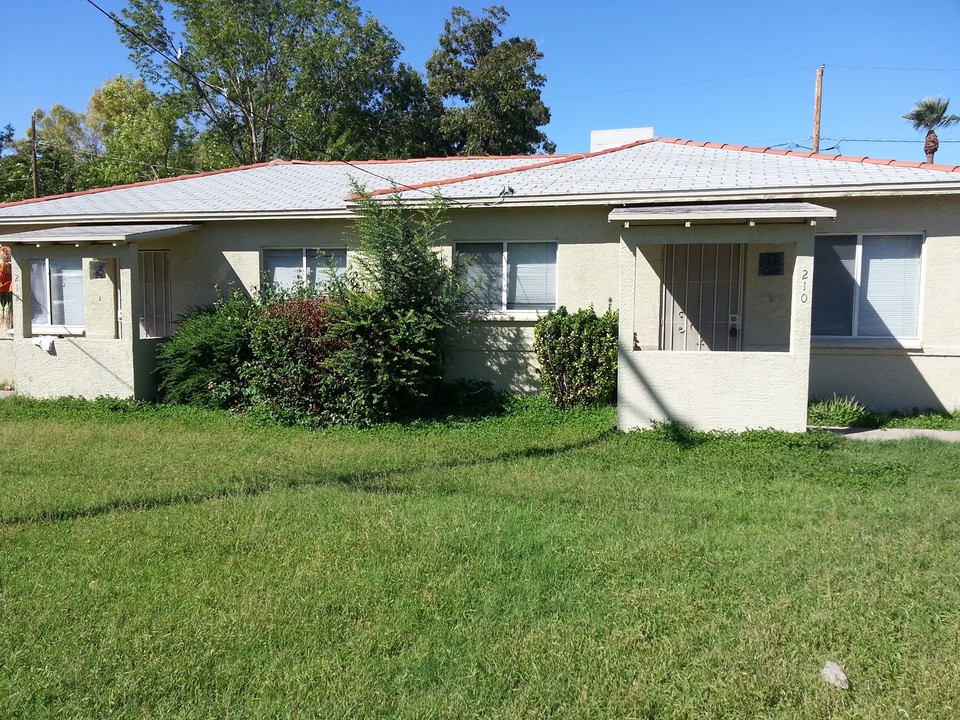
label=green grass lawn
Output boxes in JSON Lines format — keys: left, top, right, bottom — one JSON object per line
{"left": 2, "top": 398, "right": 960, "bottom": 718}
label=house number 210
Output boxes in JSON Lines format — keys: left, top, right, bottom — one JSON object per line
{"left": 799, "top": 269, "right": 809, "bottom": 304}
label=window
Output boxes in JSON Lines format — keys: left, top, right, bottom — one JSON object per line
{"left": 263, "top": 248, "right": 346, "bottom": 290}
{"left": 30, "top": 258, "right": 84, "bottom": 331}
{"left": 458, "top": 241, "right": 557, "bottom": 312}
{"left": 140, "top": 251, "right": 172, "bottom": 338}
{"left": 812, "top": 234, "right": 922, "bottom": 339}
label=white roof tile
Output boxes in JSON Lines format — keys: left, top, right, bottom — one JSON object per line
{"left": 390, "top": 142, "right": 960, "bottom": 201}
{"left": 1, "top": 139, "right": 958, "bottom": 223}
{"left": 0, "top": 157, "right": 550, "bottom": 220}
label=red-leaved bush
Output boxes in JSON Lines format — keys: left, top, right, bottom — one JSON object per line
{"left": 245, "top": 297, "right": 341, "bottom": 424}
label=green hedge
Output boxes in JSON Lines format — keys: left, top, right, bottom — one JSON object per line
{"left": 534, "top": 305, "right": 618, "bottom": 408}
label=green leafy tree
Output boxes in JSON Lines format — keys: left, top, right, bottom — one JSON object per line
{"left": 426, "top": 5, "right": 555, "bottom": 155}
{"left": 902, "top": 96, "right": 960, "bottom": 163}
{"left": 0, "top": 107, "right": 97, "bottom": 202}
{"left": 0, "top": 125, "right": 26, "bottom": 202}
{"left": 119, "top": 0, "right": 439, "bottom": 163}
{"left": 86, "top": 75, "right": 204, "bottom": 185}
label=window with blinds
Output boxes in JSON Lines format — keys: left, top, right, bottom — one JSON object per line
{"left": 458, "top": 241, "right": 557, "bottom": 312}
{"left": 263, "top": 248, "right": 347, "bottom": 290}
{"left": 812, "top": 234, "right": 922, "bottom": 339}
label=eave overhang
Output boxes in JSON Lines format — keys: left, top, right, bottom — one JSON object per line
{"left": 608, "top": 201, "right": 837, "bottom": 228}
{"left": 0, "top": 223, "right": 198, "bottom": 245}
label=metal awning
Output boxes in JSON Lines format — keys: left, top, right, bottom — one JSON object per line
{"left": 609, "top": 201, "right": 836, "bottom": 226}
{"left": 0, "top": 223, "right": 197, "bottom": 245}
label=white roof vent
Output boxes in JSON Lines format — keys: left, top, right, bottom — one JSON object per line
{"left": 590, "top": 127, "right": 655, "bottom": 152}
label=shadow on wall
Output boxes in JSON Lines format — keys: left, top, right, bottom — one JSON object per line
{"left": 616, "top": 340, "right": 691, "bottom": 427}
{"left": 445, "top": 321, "right": 539, "bottom": 393}
{"left": 809, "top": 350, "right": 950, "bottom": 413}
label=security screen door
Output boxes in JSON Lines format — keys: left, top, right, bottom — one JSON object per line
{"left": 660, "top": 243, "right": 743, "bottom": 351}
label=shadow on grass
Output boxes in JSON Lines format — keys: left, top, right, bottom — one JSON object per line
{"left": 0, "top": 428, "right": 618, "bottom": 530}
{"left": 645, "top": 421, "right": 712, "bottom": 450}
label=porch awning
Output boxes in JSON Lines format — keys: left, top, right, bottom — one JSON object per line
{"left": 609, "top": 201, "right": 836, "bottom": 226}
{"left": 0, "top": 223, "right": 197, "bottom": 245}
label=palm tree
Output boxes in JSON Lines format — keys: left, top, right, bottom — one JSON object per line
{"left": 902, "top": 97, "right": 960, "bottom": 163}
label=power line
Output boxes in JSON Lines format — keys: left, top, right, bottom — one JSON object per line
{"left": 81, "top": 0, "right": 462, "bottom": 203}
{"left": 828, "top": 64, "right": 960, "bottom": 73}
{"left": 821, "top": 137, "right": 960, "bottom": 144}
{"left": 34, "top": 140, "right": 198, "bottom": 175}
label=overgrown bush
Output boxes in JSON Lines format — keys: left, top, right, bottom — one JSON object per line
{"left": 534, "top": 305, "right": 618, "bottom": 408}
{"left": 322, "top": 296, "right": 438, "bottom": 425}
{"left": 323, "top": 187, "right": 469, "bottom": 424}
{"left": 245, "top": 296, "right": 339, "bottom": 426}
{"left": 155, "top": 289, "right": 258, "bottom": 408}
{"left": 157, "top": 189, "right": 467, "bottom": 427}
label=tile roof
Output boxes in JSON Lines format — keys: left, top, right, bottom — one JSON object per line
{"left": 0, "top": 156, "right": 554, "bottom": 221}
{"left": 387, "top": 139, "right": 960, "bottom": 202}
{"left": 1, "top": 138, "right": 958, "bottom": 223}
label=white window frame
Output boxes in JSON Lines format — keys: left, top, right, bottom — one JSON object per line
{"left": 812, "top": 232, "right": 924, "bottom": 343}
{"left": 29, "top": 257, "right": 85, "bottom": 335}
{"left": 262, "top": 247, "right": 347, "bottom": 291}
{"left": 456, "top": 241, "right": 558, "bottom": 317}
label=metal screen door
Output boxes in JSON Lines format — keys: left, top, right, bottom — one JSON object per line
{"left": 660, "top": 243, "right": 743, "bottom": 351}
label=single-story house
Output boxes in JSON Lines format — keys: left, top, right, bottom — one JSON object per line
{"left": 1, "top": 129, "right": 959, "bottom": 432}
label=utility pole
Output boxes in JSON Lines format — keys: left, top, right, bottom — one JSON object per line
{"left": 812, "top": 65, "right": 824, "bottom": 154}
{"left": 30, "top": 112, "right": 40, "bottom": 198}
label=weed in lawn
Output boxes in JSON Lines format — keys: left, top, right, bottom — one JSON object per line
{"left": 808, "top": 394, "right": 878, "bottom": 428}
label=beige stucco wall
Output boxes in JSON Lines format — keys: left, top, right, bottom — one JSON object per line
{"left": 808, "top": 196, "right": 960, "bottom": 412}
{"left": 10, "top": 243, "right": 141, "bottom": 399}
{"left": 136, "top": 208, "right": 620, "bottom": 394}
{"left": 617, "top": 225, "right": 815, "bottom": 432}
{"left": 0, "top": 338, "right": 14, "bottom": 384}
{"left": 4, "top": 192, "right": 957, "bottom": 410}
{"left": 14, "top": 337, "right": 136, "bottom": 398}
{"left": 140, "top": 219, "right": 355, "bottom": 321}
{"left": 442, "top": 207, "right": 620, "bottom": 390}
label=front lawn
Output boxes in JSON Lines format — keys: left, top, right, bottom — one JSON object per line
{"left": 2, "top": 399, "right": 959, "bottom": 718}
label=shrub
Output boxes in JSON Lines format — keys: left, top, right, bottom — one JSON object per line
{"left": 534, "top": 305, "right": 618, "bottom": 408}
{"left": 155, "top": 289, "right": 258, "bottom": 408}
{"left": 157, "top": 189, "right": 469, "bottom": 427}
{"left": 323, "top": 187, "right": 470, "bottom": 424}
{"left": 807, "top": 394, "right": 878, "bottom": 428}
{"left": 323, "top": 295, "right": 441, "bottom": 425}
{"left": 245, "top": 296, "right": 339, "bottom": 426}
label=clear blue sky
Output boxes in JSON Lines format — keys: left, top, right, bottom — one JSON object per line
{"left": 2, "top": 0, "right": 959, "bottom": 164}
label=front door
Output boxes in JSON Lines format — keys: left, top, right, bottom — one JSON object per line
{"left": 660, "top": 243, "right": 743, "bottom": 351}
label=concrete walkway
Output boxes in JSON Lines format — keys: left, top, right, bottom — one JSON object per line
{"left": 820, "top": 427, "right": 960, "bottom": 442}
